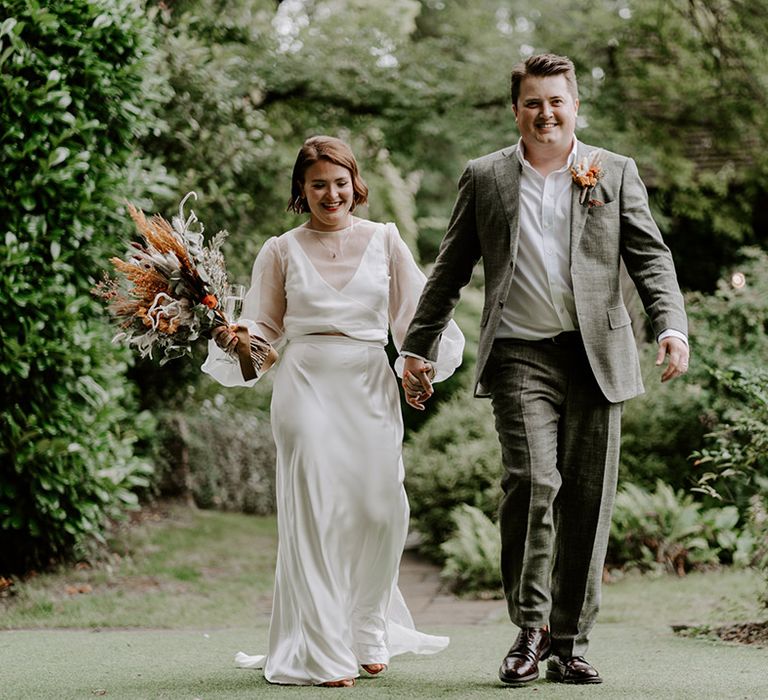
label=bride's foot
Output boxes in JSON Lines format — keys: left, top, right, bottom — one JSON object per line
{"left": 318, "top": 678, "right": 355, "bottom": 687}
{"left": 361, "top": 663, "right": 387, "bottom": 675}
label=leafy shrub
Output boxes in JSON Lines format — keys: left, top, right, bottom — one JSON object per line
{"left": 608, "top": 481, "right": 759, "bottom": 574}
{"left": 619, "top": 349, "right": 711, "bottom": 491}
{"left": 710, "top": 492, "right": 768, "bottom": 573}
{"left": 404, "top": 394, "right": 501, "bottom": 560}
{"left": 0, "top": 1, "right": 163, "bottom": 573}
{"left": 690, "top": 364, "right": 768, "bottom": 602}
{"left": 440, "top": 504, "right": 501, "bottom": 596}
{"left": 692, "top": 367, "right": 768, "bottom": 507}
{"left": 620, "top": 247, "right": 768, "bottom": 495}
{"left": 151, "top": 394, "right": 276, "bottom": 515}
{"left": 683, "top": 249, "right": 768, "bottom": 612}
{"left": 140, "top": 3, "right": 287, "bottom": 284}
{"left": 745, "top": 495, "right": 768, "bottom": 609}
{"left": 436, "top": 482, "right": 765, "bottom": 595}
{"left": 401, "top": 285, "right": 499, "bottom": 558}
{"left": 686, "top": 248, "right": 768, "bottom": 369}
{"left": 666, "top": 247, "right": 768, "bottom": 609}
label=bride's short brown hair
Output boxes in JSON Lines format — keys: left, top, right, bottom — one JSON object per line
{"left": 287, "top": 136, "right": 369, "bottom": 214}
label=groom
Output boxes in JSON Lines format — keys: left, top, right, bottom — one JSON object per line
{"left": 401, "top": 53, "right": 689, "bottom": 685}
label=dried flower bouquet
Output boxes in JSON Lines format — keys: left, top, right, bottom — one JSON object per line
{"left": 94, "top": 192, "right": 276, "bottom": 380}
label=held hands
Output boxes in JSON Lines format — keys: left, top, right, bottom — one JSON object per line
{"left": 402, "top": 356, "right": 436, "bottom": 411}
{"left": 656, "top": 336, "right": 689, "bottom": 383}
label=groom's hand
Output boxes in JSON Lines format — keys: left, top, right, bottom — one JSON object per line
{"left": 402, "top": 356, "right": 435, "bottom": 411}
{"left": 656, "top": 336, "right": 689, "bottom": 383}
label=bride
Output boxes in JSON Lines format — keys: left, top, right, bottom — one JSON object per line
{"left": 202, "top": 135, "right": 464, "bottom": 687}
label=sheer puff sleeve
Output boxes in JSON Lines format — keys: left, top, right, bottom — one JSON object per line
{"left": 201, "top": 236, "right": 286, "bottom": 388}
{"left": 386, "top": 223, "right": 464, "bottom": 382}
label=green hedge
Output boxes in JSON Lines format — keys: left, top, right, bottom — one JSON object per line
{"left": 0, "top": 1, "right": 162, "bottom": 574}
{"left": 619, "top": 348, "right": 710, "bottom": 491}
{"left": 404, "top": 393, "right": 501, "bottom": 560}
{"left": 149, "top": 387, "right": 277, "bottom": 515}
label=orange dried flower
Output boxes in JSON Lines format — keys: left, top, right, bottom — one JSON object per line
{"left": 94, "top": 192, "right": 234, "bottom": 362}
{"left": 571, "top": 150, "right": 604, "bottom": 206}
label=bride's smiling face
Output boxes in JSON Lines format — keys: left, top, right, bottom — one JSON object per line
{"left": 301, "top": 160, "right": 355, "bottom": 231}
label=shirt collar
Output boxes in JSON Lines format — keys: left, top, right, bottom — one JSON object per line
{"left": 516, "top": 137, "right": 578, "bottom": 172}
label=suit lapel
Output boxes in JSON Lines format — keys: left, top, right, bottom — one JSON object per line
{"left": 570, "top": 141, "right": 590, "bottom": 259}
{"left": 493, "top": 149, "right": 522, "bottom": 255}
{"left": 494, "top": 143, "right": 598, "bottom": 264}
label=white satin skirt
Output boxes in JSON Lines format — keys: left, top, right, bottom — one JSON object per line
{"left": 236, "top": 335, "right": 448, "bottom": 685}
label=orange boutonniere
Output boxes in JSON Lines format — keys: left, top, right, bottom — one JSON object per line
{"left": 571, "top": 149, "right": 604, "bottom": 207}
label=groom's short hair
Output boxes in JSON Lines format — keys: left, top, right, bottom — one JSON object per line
{"left": 510, "top": 53, "right": 578, "bottom": 105}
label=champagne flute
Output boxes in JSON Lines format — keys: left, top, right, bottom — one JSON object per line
{"left": 223, "top": 283, "right": 246, "bottom": 323}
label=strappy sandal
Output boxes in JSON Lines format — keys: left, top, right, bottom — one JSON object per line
{"left": 318, "top": 678, "right": 355, "bottom": 687}
{"left": 361, "top": 663, "right": 387, "bottom": 675}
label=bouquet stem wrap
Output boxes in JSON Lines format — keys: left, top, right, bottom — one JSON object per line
{"left": 233, "top": 326, "right": 278, "bottom": 381}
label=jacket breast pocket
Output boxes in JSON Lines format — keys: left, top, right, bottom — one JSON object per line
{"left": 587, "top": 198, "right": 618, "bottom": 226}
{"left": 607, "top": 304, "right": 631, "bottom": 329}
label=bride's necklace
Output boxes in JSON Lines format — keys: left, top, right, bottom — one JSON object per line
{"left": 311, "top": 219, "right": 354, "bottom": 260}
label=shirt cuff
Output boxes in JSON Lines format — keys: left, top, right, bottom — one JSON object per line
{"left": 657, "top": 329, "right": 688, "bottom": 346}
{"left": 400, "top": 351, "right": 430, "bottom": 362}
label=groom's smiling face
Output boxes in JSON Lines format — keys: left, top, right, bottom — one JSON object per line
{"left": 513, "top": 74, "right": 579, "bottom": 155}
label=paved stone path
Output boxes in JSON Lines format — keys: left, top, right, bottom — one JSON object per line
{"left": 398, "top": 551, "right": 507, "bottom": 627}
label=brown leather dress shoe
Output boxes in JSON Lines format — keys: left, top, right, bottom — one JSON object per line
{"left": 546, "top": 655, "right": 602, "bottom": 684}
{"left": 498, "top": 627, "right": 551, "bottom": 685}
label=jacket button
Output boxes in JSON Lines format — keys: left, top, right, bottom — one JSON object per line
{"left": 498, "top": 300, "right": 504, "bottom": 307}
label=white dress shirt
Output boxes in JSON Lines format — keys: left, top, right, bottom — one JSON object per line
{"left": 496, "top": 139, "right": 579, "bottom": 340}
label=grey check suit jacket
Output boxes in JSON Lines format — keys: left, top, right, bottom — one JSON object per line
{"left": 401, "top": 141, "right": 688, "bottom": 403}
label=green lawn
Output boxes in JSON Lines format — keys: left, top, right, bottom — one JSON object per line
{"left": 2, "top": 504, "right": 767, "bottom": 699}
{"left": 600, "top": 566, "right": 767, "bottom": 629}
{"left": 1, "top": 505, "right": 276, "bottom": 630}
{"left": 3, "top": 619, "right": 767, "bottom": 699}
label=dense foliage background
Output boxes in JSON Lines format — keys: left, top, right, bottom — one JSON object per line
{"left": 0, "top": 0, "right": 164, "bottom": 572}
{"left": 1, "top": 0, "right": 766, "bottom": 608}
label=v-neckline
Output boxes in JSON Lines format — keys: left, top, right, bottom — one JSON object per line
{"left": 293, "top": 225, "right": 380, "bottom": 294}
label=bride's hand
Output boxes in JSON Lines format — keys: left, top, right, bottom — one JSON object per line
{"left": 402, "top": 359, "right": 435, "bottom": 411}
{"left": 213, "top": 325, "right": 239, "bottom": 353}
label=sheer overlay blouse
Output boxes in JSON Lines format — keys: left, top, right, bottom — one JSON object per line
{"left": 201, "top": 218, "right": 464, "bottom": 387}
